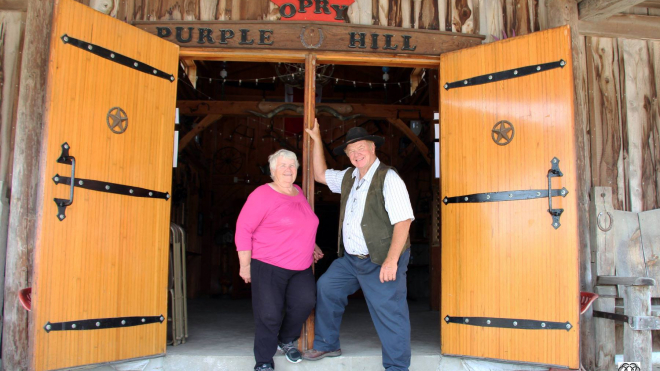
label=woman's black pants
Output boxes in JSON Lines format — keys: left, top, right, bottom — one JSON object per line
{"left": 251, "top": 258, "right": 316, "bottom": 366}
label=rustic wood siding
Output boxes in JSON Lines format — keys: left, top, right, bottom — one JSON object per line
{"left": 109, "top": 0, "right": 544, "bottom": 34}
{"left": 0, "top": 10, "right": 25, "bottom": 361}
{"left": 588, "top": 37, "right": 660, "bottom": 213}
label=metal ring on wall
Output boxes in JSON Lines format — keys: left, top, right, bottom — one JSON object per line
{"left": 597, "top": 211, "right": 613, "bottom": 232}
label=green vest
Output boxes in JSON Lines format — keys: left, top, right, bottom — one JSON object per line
{"left": 338, "top": 163, "right": 411, "bottom": 265}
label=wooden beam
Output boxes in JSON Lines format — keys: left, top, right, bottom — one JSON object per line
{"left": 181, "top": 58, "right": 198, "bottom": 88}
{"left": 386, "top": 118, "right": 430, "bottom": 165}
{"left": 301, "top": 53, "right": 316, "bottom": 353}
{"left": 640, "top": 0, "right": 660, "bottom": 9}
{"left": 410, "top": 67, "right": 424, "bottom": 96}
{"left": 177, "top": 47, "right": 444, "bottom": 68}
{"left": 0, "top": 10, "right": 26, "bottom": 351}
{"left": 3, "top": 0, "right": 54, "bottom": 370}
{"left": 578, "top": 0, "right": 647, "bottom": 22}
{"left": 178, "top": 114, "right": 222, "bottom": 153}
{"left": 177, "top": 100, "right": 435, "bottom": 120}
{"left": 175, "top": 47, "right": 446, "bottom": 68}
{"left": 579, "top": 15, "right": 660, "bottom": 40}
{"left": 548, "top": 2, "right": 593, "bottom": 370}
{"left": 590, "top": 186, "right": 617, "bottom": 371}
{"left": 0, "top": 1, "right": 27, "bottom": 11}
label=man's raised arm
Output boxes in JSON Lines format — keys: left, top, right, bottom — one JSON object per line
{"left": 305, "top": 119, "right": 329, "bottom": 185}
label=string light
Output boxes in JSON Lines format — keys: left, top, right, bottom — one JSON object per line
{"left": 182, "top": 71, "right": 415, "bottom": 87}
{"left": 179, "top": 73, "right": 427, "bottom": 110}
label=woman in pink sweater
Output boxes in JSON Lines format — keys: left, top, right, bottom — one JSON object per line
{"left": 235, "top": 149, "right": 323, "bottom": 371}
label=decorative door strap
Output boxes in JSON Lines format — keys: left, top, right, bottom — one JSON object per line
{"left": 444, "top": 315, "right": 572, "bottom": 331}
{"left": 53, "top": 143, "right": 169, "bottom": 221}
{"left": 44, "top": 315, "right": 164, "bottom": 333}
{"left": 53, "top": 175, "right": 170, "bottom": 201}
{"left": 443, "top": 158, "right": 567, "bottom": 229}
{"left": 444, "top": 59, "right": 566, "bottom": 90}
{"left": 443, "top": 188, "right": 568, "bottom": 205}
{"left": 61, "top": 34, "right": 175, "bottom": 83}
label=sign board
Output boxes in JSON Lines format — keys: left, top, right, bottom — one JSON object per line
{"left": 135, "top": 21, "right": 484, "bottom": 56}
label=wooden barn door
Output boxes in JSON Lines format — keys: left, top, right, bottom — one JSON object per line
{"left": 31, "top": 0, "right": 178, "bottom": 370}
{"left": 440, "top": 26, "right": 579, "bottom": 369}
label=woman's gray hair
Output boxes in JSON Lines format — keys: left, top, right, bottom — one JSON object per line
{"left": 268, "top": 149, "right": 299, "bottom": 179}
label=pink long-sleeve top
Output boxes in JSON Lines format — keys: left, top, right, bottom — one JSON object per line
{"left": 235, "top": 184, "right": 319, "bottom": 271}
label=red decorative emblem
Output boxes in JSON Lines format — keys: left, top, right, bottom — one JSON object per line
{"left": 270, "top": 0, "right": 355, "bottom": 22}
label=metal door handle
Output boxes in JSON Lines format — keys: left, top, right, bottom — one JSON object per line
{"left": 53, "top": 142, "right": 75, "bottom": 221}
{"left": 547, "top": 157, "right": 564, "bottom": 229}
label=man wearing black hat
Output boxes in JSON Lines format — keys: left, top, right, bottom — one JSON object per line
{"left": 303, "top": 119, "right": 414, "bottom": 371}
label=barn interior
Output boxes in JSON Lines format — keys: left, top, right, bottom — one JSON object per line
{"left": 166, "top": 59, "right": 441, "bottom": 365}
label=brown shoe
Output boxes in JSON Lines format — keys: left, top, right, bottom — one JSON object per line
{"left": 302, "top": 348, "right": 342, "bottom": 361}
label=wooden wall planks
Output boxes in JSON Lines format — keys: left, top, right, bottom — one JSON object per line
{"left": 0, "top": 6, "right": 25, "bottom": 346}
{"left": 588, "top": 38, "right": 660, "bottom": 214}
{"left": 110, "top": 0, "right": 547, "bottom": 36}
{"left": 622, "top": 39, "right": 657, "bottom": 212}
{"left": 587, "top": 37, "right": 626, "bottom": 211}
{"left": 0, "top": 9, "right": 25, "bottom": 371}
{"left": 2, "top": 0, "right": 54, "bottom": 369}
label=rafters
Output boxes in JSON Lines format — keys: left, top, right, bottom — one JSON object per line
{"left": 579, "top": 14, "right": 660, "bottom": 40}
{"left": 578, "top": 0, "right": 647, "bottom": 21}
{"left": 177, "top": 101, "right": 434, "bottom": 120}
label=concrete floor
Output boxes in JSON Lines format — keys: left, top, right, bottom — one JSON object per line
{"left": 166, "top": 297, "right": 440, "bottom": 358}
{"left": 81, "top": 297, "right": 557, "bottom": 371}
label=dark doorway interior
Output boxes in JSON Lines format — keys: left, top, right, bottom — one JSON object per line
{"left": 168, "top": 60, "right": 440, "bottom": 354}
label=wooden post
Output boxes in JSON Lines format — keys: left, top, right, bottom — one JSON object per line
{"left": 613, "top": 210, "right": 652, "bottom": 369}
{"left": 547, "top": 1, "right": 594, "bottom": 369}
{"left": 0, "top": 8, "right": 26, "bottom": 350}
{"left": 590, "top": 187, "right": 616, "bottom": 371}
{"left": 623, "top": 285, "right": 652, "bottom": 369}
{"left": 301, "top": 52, "right": 316, "bottom": 352}
{"left": 2, "top": 0, "right": 54, "bottom": 369}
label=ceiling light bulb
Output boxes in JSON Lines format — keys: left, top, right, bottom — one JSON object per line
{"left": 382, "top": 66, "right": 390, "bottom": 82}
{"left": 220, "top": 69, "right": 227, "bottom": 79}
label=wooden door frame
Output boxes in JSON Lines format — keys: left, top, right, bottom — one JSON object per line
{"left": 179, "top": 48, "right": 441, "bottom": 68}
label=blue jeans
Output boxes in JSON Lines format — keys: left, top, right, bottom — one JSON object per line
{"left": 313, "top": 249, "right": 411, "bottom": 371}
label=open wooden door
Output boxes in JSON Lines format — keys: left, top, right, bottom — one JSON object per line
{"left": 440, "top": 26, "right": 579, "bottom": 369}
{"left": 31, "top": 0, "right": 178, "bottom": 370}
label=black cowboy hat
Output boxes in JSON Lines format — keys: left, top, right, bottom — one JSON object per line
{"left": 332, "top": 127, "right": 385, "bottom": 155}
